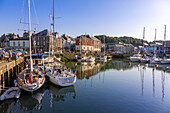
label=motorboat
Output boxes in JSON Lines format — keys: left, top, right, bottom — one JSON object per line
{"left": 0, "top": 87, "right": 21, "bottom": 101}
{"left": 140, "top": 56, "right": 150, "bottom": 63}
{"left": 150, "top": 57, "right": 160, "bottom": 64}
{"left": 161, "top": 58, "right": 170, "bottom": 64}
{"left": 95, "top": 55, "right": 107, "bottom": 62}
{"left": 107, "top": 56, "right": 112, "bottom": 60}
{"left": 17, "top": 68, "right": 46, "bottom": 92}
{"left": 130, "top": 54, "right": 142, "bottom": 62}
{"left": 86, "top": 56, "right": 95, "bottom": 62}
{"left": 46, "top": 66, "right": 76, "bottom": 87}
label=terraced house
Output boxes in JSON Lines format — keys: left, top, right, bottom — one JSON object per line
{"left": 75, "top": 35, "right": 101, "bottom": 53}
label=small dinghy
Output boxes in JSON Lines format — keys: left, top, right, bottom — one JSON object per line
{"left": 0, "top": 87, "right": 21, "bottom": 101}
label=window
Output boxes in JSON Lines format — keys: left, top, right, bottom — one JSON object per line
{"left": 18, "top": 41, "right": 20, "bottom": 46}
{"left": 43, "top": 37, "right": 45, "bottom": 41}
{"left": 23, "top": 42, "right": 25, "bottom": 47}
{"left": 37, "top": 41, "right": 39, "bottom": 45}
{"left": 13, "top": 42, "right": 15, "bottom": 46}
{"left": 43, "top": 41, "right": 45, "bottom": 46}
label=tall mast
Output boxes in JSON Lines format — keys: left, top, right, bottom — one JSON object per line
{"left": 154, "top": 29, "right": 157, "bottom": 58}
{"left": 53, "top": 0, "right": 55, "bottom": 33}
{"left": 163, "top": 25, "right": 166, "bottom": 58}
{"left": 143, "top": 27, "right": 145, "bottom": 48}
{"left": 52, "top": 0, "right": 55, "bottom": 54}
{"left": 28, "top": 0, "right": 33, "bottom": 72}
{"left": 104, "top": 36, "right": 105, "bottom": 55}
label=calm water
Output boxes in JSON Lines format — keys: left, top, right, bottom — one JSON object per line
{"left": 1, "top": 59, "right": 170, "bottom": 113}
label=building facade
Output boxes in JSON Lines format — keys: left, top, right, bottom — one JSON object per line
{"left": 32, "top": 29, "right": 57, "bottom": 53}
{"left": 9, "top": 38, "right": 29, "bottom": 51}
{"left": 75, "top": 35, "right": 94, "bottom": 53}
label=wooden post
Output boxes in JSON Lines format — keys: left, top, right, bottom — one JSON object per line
{"left": 2, "top": 73, "right": 5, "bottom": 89}
{"left": 8, "top": 70, "right": 10, "bottom": 85}
{"left": 0, "top": 74, "right": 1, "bottom": 94}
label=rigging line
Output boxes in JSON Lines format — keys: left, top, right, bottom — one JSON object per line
{"left": 32, "top": 0, "right": 39, "bottom": 25}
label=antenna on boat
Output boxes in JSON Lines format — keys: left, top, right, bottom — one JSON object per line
{"left": 28, "top": 0, "right": 33, "bottom": 72}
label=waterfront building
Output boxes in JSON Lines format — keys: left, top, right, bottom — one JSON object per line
{"left": 56, "top": 36, "right": 63, "bottom": 53}
{"left": 107, "top": 42, "right": 134, "bottom": 53}
{"left": 90, "top": 36, "right": 101, "bottom": 52}
{"left": 0, "top": 34, "right": 10, "bottom": 48}
{"left": 9, "top": 37, "right": 29, "bottom": 51}
{"left": 146, "top": 42, "right": 163, "bottom": 53}
{"left": 75, "top": 35, "right": 94, "bottom": 53}
{"left": 32, "top": 29, "right": 57, "bottom": 53}
{"left": 162, "top": 40, "right": 170, "bottom": 54}
{"left": 61, "top": 34, "right": 75, "bottom": 52}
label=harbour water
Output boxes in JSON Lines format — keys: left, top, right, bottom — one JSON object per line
{"left": 1, "top": 59, "right": 170, "bottom": 113}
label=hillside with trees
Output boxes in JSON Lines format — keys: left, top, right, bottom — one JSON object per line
{"left": 95, "top": 35, "right": 149, "bottom": 47}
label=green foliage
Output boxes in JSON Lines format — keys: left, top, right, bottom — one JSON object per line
{"left": 95, "top": 35, "right": 149, "bottom": 46}
{"left": 61, "top": 57, "right": 72, "bottom": 62}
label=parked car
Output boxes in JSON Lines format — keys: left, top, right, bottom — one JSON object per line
{"left": 17, "top": 50, "right": 28, "bottom": 54}
{"left": 11, "top": 50, "right": 22, "bottom": 56}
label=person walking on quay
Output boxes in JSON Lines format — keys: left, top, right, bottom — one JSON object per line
{"left": 15, "top": 53, "right": 20, "bottom": 60}
{"left": 8, "top": 49, "right": 12, "bottom": 62}
{"left": 1, "top": 49, "right": 5, "bottom": 61}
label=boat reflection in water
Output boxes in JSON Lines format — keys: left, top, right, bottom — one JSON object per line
{"left": 47, "top": 82, "right": 76, "bottom": 102}
{"left": 19, "top": 83, "right": 46, "bottom": 112}
{"left": 0, "top": 99, "right": 17, "bottom": 113}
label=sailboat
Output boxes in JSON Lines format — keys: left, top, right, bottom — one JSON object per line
{"left": 161, "top": 25, "right": 170, "bottom": 64}
{"left": 140, "top": 27, "right": 150, "bottom": 63}
{"left": 150, "top": 29, "right": 160, "bottom": 64}
{"left": 45, "top": 0, "right": 76, "bottom": 87}
{"left": 17, "top": 0, "right": 46, "bottom": 92}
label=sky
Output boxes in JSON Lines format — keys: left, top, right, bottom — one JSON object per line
{"left": 0, "top": 0, "right": 170, "bottom": 41}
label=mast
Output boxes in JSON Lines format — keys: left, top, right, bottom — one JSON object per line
{"left": 28, "top": 0, "right": 33, "bottom": 72}
{"left": 79, "top": 37, "right": 81, "bottom": 54}
{"left": 52, "top": 0, "right": 55, "bottom": 54}
{"left": 163, "top": 25, "right": 166, "bottom": 58}
{"left": 142, "top": 27, "right": 145, "bottom": 55}
{"left": 154, "top": 29, "right": 157, "bottom": 58}
{"left": 143, "top": 27, "right": 145, "bottom": 48}
{"left": 52, "top": 0, "right": 55, "bottom": 33}
{"left": 48, "top": 15, "right": 53, "bottom": 66}
{"left": 104, "top": 36, "right": 105, "bottom": 55}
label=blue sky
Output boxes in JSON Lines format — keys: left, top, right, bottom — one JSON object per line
{"left": 0, "top": 0, "right": 170, "bottom": 41}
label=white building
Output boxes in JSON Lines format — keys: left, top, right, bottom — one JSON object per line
{"left": 9, "top": 38, "right": 29, "bottom": 51}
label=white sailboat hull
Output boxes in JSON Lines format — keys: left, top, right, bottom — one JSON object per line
{"left": 140, "top": 58, "right": 150, "bottom": 63}
{"left": 130, "top": 57, "right": 140, "bottom": 62}
{"left": 150, "top": 59, "right": 160, "bottom": 64}
{"left": 161, "top": 59, "right": 170, "bottom": 64}
{"left": 46, "top": 68, "right": 76, "bottom": 87}
{"left": 17, "top": 68, "right": 46, "bottom": 92}
{"left": 86, "top": 57, "right": 95, "bottom": 62}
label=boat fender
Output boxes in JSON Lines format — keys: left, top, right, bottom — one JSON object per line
{"left": 128, "top": 62, "right": 131, "bottom": 65}
{"left": 20, "top": 79, "right": 23, "bottom": 85}
{"left": 29, "top": 76, "right": 32, "bottom": 84}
